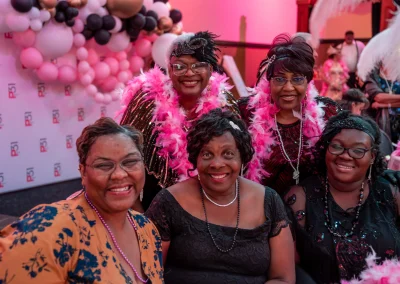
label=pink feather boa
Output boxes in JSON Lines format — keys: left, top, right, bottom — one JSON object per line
{"left": 120, "top": 67, "right": 232, "bottom": 181}
{"left": 342, "top": 249, "right": 400, "bottom": 284}
{"left": 245, "top": 78, "right": 326, "bottom": 183}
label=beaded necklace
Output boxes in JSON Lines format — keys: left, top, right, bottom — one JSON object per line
{"left": 84, "top": 192, "right": 148, "bottom": 283}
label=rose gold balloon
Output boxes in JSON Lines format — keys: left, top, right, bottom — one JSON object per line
{"left": 68, "top": 0, "right": 88, "bottom": 8}
{"left": 106, "top": 0, "right": 143, "bottom": 19}
{"left": 171, "top": 24, "right": 183, "bottom": 35}
{"left": 158, "top": 16, "right": 173, "bottom": 32}
{"left": 39, "top": 0, "right": 57, "bottom": 9}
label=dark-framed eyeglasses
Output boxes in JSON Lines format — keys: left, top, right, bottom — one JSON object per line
{"left": 271, "top": 76, "right": 306, "bottom": 86}
{"left": 170, "top": 62, "right": 210, "bottom": 76}
{"left": 328, "top": 143, "right": 373, "bottom": 159}
{"left": 85, "top": 158, "right": 143, "bottom": 175}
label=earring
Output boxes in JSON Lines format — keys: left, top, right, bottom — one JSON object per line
{"left": 368, "top": 162, "right": 373, "bottom": 181}
{"left": 140, "top": 189, "right": 144, "bottom": 202}
{"left": 241, "top": 164, "right": 244, "bottom": 177}
{"left": 197, "top": 174, "right": 201, "bottom": 181}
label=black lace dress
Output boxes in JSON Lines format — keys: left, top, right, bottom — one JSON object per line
{"left": 145, "top": 187, "right": 289, "bottom": 284}
{"left": 286, "top": 175, "right": 400, "bottom": 284}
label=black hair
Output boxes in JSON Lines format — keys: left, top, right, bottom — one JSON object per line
{"left": 76, "top": 117, "right": 143, "bottom": 165}
{"left": 338, "top": 88, "right": 370, "bottom": 111}
{"left": 256, "top": 34, "right": 315, "bottom": 85}
{"left": 345, "top": 30, "right": 354, "bottom": 36}
{"left": 186, "top": 108, "right": 254, "bottom": 170}
{"left": 313, "top": 111, "right": 386, "bottom": 180}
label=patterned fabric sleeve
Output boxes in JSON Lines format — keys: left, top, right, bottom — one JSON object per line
{"left": 145, "top": 190, "right": 172, "bottom": 242}
{"left": 0, "top": 204, "right": 78, "bottom": 283}
{"left": 264, "top": 187, "right": 290, "bottom": 238}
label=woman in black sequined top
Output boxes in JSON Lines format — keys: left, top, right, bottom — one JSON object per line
{"left": 284, "top": 111, "right": 400, "bottom": 283}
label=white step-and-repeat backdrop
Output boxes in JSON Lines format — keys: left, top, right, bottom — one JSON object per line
{"left": 0, "top": 34, "right": 122, "bottom": 194}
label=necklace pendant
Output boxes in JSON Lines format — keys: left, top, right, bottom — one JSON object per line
{"left": 293, "top": 170, "right": 300, "bottom": 184}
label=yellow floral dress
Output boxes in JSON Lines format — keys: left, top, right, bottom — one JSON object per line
{"left": 0, "top": 193, "right": 164, "bottom": 283}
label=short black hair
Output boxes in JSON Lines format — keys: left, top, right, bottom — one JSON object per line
{"left": 338, "top": 88, "right": 370, "bottom": 111}
{"left": 256, "top": 34, "right": 315, "bottom": 85}
{"left": 76, "top": 117, "right": 143, "bottom": 165}
{"left": 313, "top": 111, "right": 385, "bottom": 180}
{"left": 186, "top": 109, "right": 254, "bottom": 170}
{"left": 345, "top": 30, "right": 354, "bottom": 36}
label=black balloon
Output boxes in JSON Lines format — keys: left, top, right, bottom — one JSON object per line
{"left": 126, "top": 27, "right": 140, "bottom": 38}
{"left": 169, "top": 9, "right": 182, "bottom": 24}
{"left": 94, "top": 29, "right": 111, "bottom": 45}
{"left": 143, "top": 16, "right": 157, "bottom": 31}
{"left": 119, "top": 20, "right": 127, "bottom": 32}
{"left": 154, "top": 0, "right": 168, "bottom": 3}
{"left": 66, "top": 19, "right": 75, "bottom": 27}
{"left": 65, "top": 7, "right": 79, "bottom": 20}
{"left": 32, "top": 0, "right": 40, "bottom": 9}
{"left": 395, "top": 0, "right": 400, "bottom": 6}
{"left": 102, "top": 15, "right": 116, "bottom": 30}
{"left": 55, "top": 11, "right": 66, "bottom": 23}
{"left": 11, "top": 0, "right": 33, "bottom": 13}
{"left": 146, "top": 10, "right": 158, "bottom": 21}
{"left": 56, "top": 1, "right": 69, "bottom": 11}
{"left": 138, "top": 5, "right": 146, "bottom": 15}
{"left": 87, "top": 14, "right": 103, "bottom": 31}
{"left": 129, "top": 13, "right": 145, "bottom": 30}
{"left": 82, "top": 28, "right": 94, "bottom": 40}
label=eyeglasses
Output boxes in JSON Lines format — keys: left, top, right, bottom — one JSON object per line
{"left": 328, "top": 143, "right": 373, "bottom": 159}
{"left": 85, "top": 158, "right": 143, "bottom": 175}
{"left": 170, "top": 62, "right": 210, "bottom": 76}
{"left": 271, "top": 76, "right": 306, "bottom": 86}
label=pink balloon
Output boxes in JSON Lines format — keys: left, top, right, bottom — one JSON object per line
{"left": 111, "top": 90, "right": 120, "bottom": 101}
{"left": 78, "top": 61, "right": 90, "bottom": 73}
{"left": 146, "top": 32, "right": 159, "bottom": 43}
{"left": 149, "top": 2, "right": 170, "bottom": 18}
{"left": 95, "top": 92, "right": 105, "bottom": 103}
{"left": 37, "top": 62, "right": 58, "bottom": 82}
{"left": 135, "top": 39, "right": 152, "bottom": 57}
{"left": 20, "top": 47, "right": 43, "bottom": 69}
{"left": 130, "top": 55, "right": 144, "bottom": 73}
{"left": 107, "top": 32, "right": 130, "bottom": 52}
{"left": 30, "top": 19, "right": 42, "bottom": 32}
{"left": 103, "top": 94, "right": 112, "bottom": 104}
{"left": 104, "top": 57, "right": 119, "bottom": 75}
{"left": 80, "top": 74, "right": 93, "bottom": 86}
{"left": 74, "top": 34, "right": 86, "bottom": 47}
{"left": 117, "top": 71, "right": 129, "bottom": 83}
{"left": 115, "top": 51, "right": 127, "bottom": 61}
{"left": 87, "top": 68, "right": 95, "bottom": 79}
{"left": 72, "top": 19, "right": 84, "bottom": 33}
{"left": 94, "top": 62, "right": 110, "bottom": 80}
{"left": 13, "top": 30, "right": 36, "bottom": 47}
{"left": 76, "top": 47, "right": 88, "bottom": 60}
{"left": 34, "top": 20, "right": 73, "bottom": 59}
{"left": 87, "top": 48, "right": 99, "bottom": 66}
{"left": 101, "top": 76, "right": 118, "bottom": 92}
{"left": 85, "top": 84, "right": 97, "bottom": 96}
{"left": 119, "top": 59, "right": 130, "bottom": 71}
{"left": 58, "top": 66, "right": 77, "bottom": 83}
{"left": 109, "top": 16, "right": 122, "bottom": 34}
{"left": 6, "top": 12, "right": 30, "bottom": 32}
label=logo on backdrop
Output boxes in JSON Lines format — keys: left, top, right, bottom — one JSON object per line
{"left": 24, "top": 112, "right": 33, "bottom": 126}
{"left": 78, "top": 108, "right": 84, "bottom": 121}
{"left": 10, "top": 142, "right": 19, "bottom": 157}
{"left": 8, "top": 83, "right": 17, "bottom": 99}
{"left": 66, "top": 135, "right": 73, "bottom": 149}
{"left": 40, "top": 138, "right": 48, "bottom": 152}
{"left": 65, "top": 85, "right": 72, "bottom": 96}
{"left": 54, "top": 163, "right": 61, "bottom": 177}
{"left": 26, "top": 167, "right": 35, "bottom": 182}
{"left": 0, "top": 173, "right": 4, "bottom": 188}
{"left": 100, "top": 106, "right": 107, "bottom": 118}
{"left": 0, "top": 113, "right": 3, "bottom": 129}
{"left": 38, "top": 83, "right": 46, "bottom": 97}
{"left": 52, "top": 109, "right": 60, "bottom": 124}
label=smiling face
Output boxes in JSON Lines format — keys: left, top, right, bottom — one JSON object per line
{"left": 168, "top": 55, "right": 212, "bottom": 99}
{"left": 80, "top": 133, "right": 145, "bottom": 215}
{"left": 270, "top": 71, "right": 308, "bottom": 111}
{"left": 326, "top": 129, "right": 374, "bottom": 187}
{"left": 197, "top": 131, "right": 241, "bottom": 193}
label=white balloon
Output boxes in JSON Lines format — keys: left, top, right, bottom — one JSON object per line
{"left": 39, "top": 10, "right": 51, "bottom": 22}
{"left": 151, "top": 33, "right": 178, "bottom": 69}
{"left": 149, "top": 2, "right": 169, "bottom": 18}
{"left": 28, "top": 7, "right": 40, "bottom": 19}
{"left": 95, "top": 7, "right": 109, "bottom": 17}
{"left": 6, "top": 12, "right": 30, "bottom": 32}
{"left": 30, "top": 19, "right": 43, "bottom": 31}
{"left": 87, "top": 0, "right": 101, "bottom": 12}
{"left": 97, "top": 0, "right": 107, "bottom": 7}
{"left": 143, "top": 0, "right": 153, "bottom": 10}
{"left": 109, "top": 16, "right": 122, "bottom": 33}
{"left": 107, "top": 32, "right": 130, "bottom": 52}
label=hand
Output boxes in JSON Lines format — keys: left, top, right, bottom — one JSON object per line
{"left": 372, "top": 102, "right": 380, "bottom": 109}
{"left": 382, "top": 169, "right": 400, "bottom": 187}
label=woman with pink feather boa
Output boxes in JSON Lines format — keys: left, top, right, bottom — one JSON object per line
{"left": 119, "top": 31, "right": 239, "bottom": 211}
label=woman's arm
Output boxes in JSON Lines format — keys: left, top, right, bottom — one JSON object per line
{"left": 266, "top": 226, "right": 295, "bottom": 284}
{"left": 162, "top": 241, "right": 170, "bottom": 265}
{"left": 373, "top": 93, "right": 400, "bottom": 104}
{"left": 372, "top": 101, "right": 400, "bottom": 109}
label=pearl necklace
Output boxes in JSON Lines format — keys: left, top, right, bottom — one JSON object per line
{"left": 323, "top": 178, "right": 364, "bottom": 239}
{"left": 84, "top": 192, "right": 148, "bottom": 283}
{"left": 200, "top": 180, "right": 240, "bottom": 253}
{"left": 201, "top": 179, "right": 238, "bottom": 207}
{"left": 274, "top": 104, "right": 304, "bottom": 184}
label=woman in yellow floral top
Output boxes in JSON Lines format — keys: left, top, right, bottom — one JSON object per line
{"left": 0, "top": 118, "right": 164, "bottom": 284}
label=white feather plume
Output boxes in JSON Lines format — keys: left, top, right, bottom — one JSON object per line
{"left": 382, "top": 10, "right": 400, "bottom": 81}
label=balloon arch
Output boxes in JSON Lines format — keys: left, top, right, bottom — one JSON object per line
{"left": 0, "top": 0, "right": 183, "bottom": 104}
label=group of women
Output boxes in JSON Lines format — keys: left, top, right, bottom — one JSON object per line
{"left": 1, "top": 31, "right": 400, "bottom": 284}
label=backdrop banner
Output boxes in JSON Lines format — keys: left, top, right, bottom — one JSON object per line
{"left": 0, "top": 34, "right": 122, "bottom": 194}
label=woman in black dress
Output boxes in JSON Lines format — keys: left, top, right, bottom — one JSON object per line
{"left": 285, "top": 111, "right": 400, "bottom": 283}
{"left": 146, "top": 109, "right": 295, "bottom": 284}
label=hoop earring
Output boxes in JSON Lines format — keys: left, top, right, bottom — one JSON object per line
{"left": 140, "top": 189, "right": 144, "bottom": 202}
{"left": 241, "top": 164, "right": 244, "bottom": 177}
{"left": 368, "top": 162, "right": 373, "bottom": 181}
